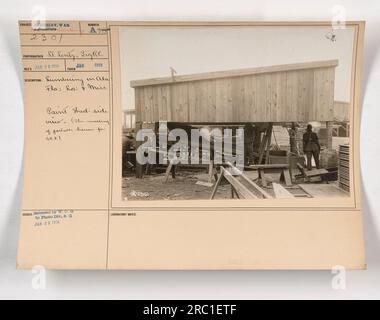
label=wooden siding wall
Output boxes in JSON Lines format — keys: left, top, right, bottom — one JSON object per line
{"left": 333, "top": 101, "right": 350, "bottom": 122}
{"left": 134, "top": 66, "right": 336, "bottom": 123}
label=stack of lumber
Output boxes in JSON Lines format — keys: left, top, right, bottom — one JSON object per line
{"left": 338, "top": 144, "right": 350, "bottom": 192}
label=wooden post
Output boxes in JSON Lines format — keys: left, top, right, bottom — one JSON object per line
{"left": 135, "top": 122, "right": 156, "bottom": 178}
{"left": 265, "top": 123, "right": 273, "bottom": 164}
{"left": 135, "top": 122, "right": 143, "bottom": 178}
{"left": 326, "top": 121, "right": 333, "bottom": 149}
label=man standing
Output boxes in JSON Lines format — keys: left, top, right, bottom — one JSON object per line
{"left": 303, "top": 124, "right": 320, "bottom": 170}
{"left": 288, "top": 122, "right": 299, "bottom": 155}
{"left": 244, "top": 123, "right": 255, "bottom": 165}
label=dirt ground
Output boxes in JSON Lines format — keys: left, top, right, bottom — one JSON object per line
{"left": 121, "top": 169, "right": 304, "bottom": 201}
{"left": 122, "top": 170, "right": 235, "bottom": 201}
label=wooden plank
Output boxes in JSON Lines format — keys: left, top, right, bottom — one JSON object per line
{"left": 304, "top": 168, "right": 329, "bottom": 177}
{"left": 265, "top": 124, "right": 273, "bottom": 164}
{"left": 215, "top": 78, "right": 233, "bottom": 122}
{"left": 130, "top": 60, "right": 339, "bottom": 87}
{"left": 164, "top": 161, "right": 173, "bottom": 183}
{"left": 297, "top": 70, "right": 307, "bottom": 121}
{"left": 134, "top": 88, "right": 143, "bottom": 123}
{"left": 239, "top": 173, "right": 273, "bottom": 199}
{"left": 273, "top": 183, "right": 295, "bottom": 198}
{"left": 246, "top": 164, "right": 290, "bottom": 169}
{"left": 208, "top": 160, "right": 218, "bottom": 183}
{"left": 255, "top": 73, "right": 266, "bottom": 122}
{"left": 198, "top": 80, "right": 209, "bottom": 122}
{"left": 143, "top": 86, "right": 154, "bottom": 123}
{"left": 277, "top": 71, "right": 287, "bottom": 121}
{"left": 196, "top": 181, "right": 214, "bottom": 187}
{"left": 155, "top": 85, "right": 171, "bottom": 121}
{"left": 334, "top": 101, "right": 350, "bottom": 122}
{"left": 134, "top": 61, "right": 337, "bottom": 124}
{"left": 285, "top": 71, "right": 298, "bottom": 121}
{"left": 298, "top": 184, "right": 349, "bottom": 198}
{"left": 206, "top": 80, "right": 217, "bottom": 122}
{"left": 280, "top": 168, "right": 292, "bottom": 186}
{"left": 171, "top": 83, "right": 189, "bottom": 122}
{"left": 221, "top": 167, "right": 258, "bottom": 199}
{"left": 231, "top": 76, "right": 244, "bottom": 122}
{"left": 225, "top": 161, "right": 272, "bottom": 199}
{"left": 210, "top": 168, "right": 224, "bottom": 199}
{"left": 188, "top": 81, "right": 199, "bottom": 122}
{"left": 260, "top": 170, "right": 268, "bottom": 187}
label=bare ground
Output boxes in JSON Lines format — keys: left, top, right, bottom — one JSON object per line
{"left": 122, "top": 169, "right": 266, "bottom": 201}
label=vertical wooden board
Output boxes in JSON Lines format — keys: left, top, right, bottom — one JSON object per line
{"left": 143, "top": 86, "right": 154, "bottom": 123}
{"left": 296, "top": 71, "right": 305, "bottom": 121}
{"left": 231, "top": 77, "right": 243, "bottom": 122}
{"left": 249, "top": 75, "right": 258, "bottom": 122}
{"left": 270, "top": 73, "right": 281, "bottom": 122}
{"left": 169, "top": 84, "right": 178, "bottom": 122}
{"left": 182, "top": 83, "right": 190, "bottom": 122}
{"left": 322, "top": 68, "right": 331, "bottom": 120}
{"left": 265, "top": 73, "right": 274, "bottom": 122}
{"left": 151, "top": 86, "right": 160, "bottom": 121}
{"left": 153, "top": 85, "right": 167, "bottom": 121}
{"left": 197, "top": 80, "right": 209, "bottom": 122}
{"left": 277, "top": 72, "right": 288, "bottom": 121}
{"left": 134, "top": 88, "right": 143, "bottom": 123}
{"left": 230, "top": 78, "right": 237, "bottom": 122}
{"left": 313, "top": 69, "right": 323, "bottom": 121}
{"left": 187, "top": 81, "right": 197, "bottom": 122}
{"left": 243, "top": 75, "right": 255, "bottom": 121}
{"left": 298, "top": 70, "right": 315, "bottom": 121}
{"left": 215, "top": 79, "right": 225, "bottom": 122}
{"left": 327, "top": 68, "right": 336, "bottom": 120}
{"left": 140, "top": 87, "right": 148, "bottom": 123}
{"left": 232, "top": 77, "right": 248, "bottom": 122}
{"left": 206, "top": 80, "right": 217, "bottom": 122}
{"left": 285, "top": 71, "right": 298, "bottom": 121}
{"left": 302, "top": 69, "right": 314, "bottom": 121}
{"left": 297, "top": 70, "right": 309, "bottom": 122}
{"left": 171, "top": 83, "right": 189, "bottom": 122}
{"left": 255, "top": 74, "right": 267, "bottom": 122}
{"left": 152, "top": 86, "right": 161, "bottom": 121}
{"left": 317, "top": 67, "right": 335, "bottom": 121}
{"left": 161, "top": 85, "right": 172, "bottom": 121}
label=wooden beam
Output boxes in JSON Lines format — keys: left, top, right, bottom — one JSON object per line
{"left": 135, "top": 122, "right": 143, "bottom": 178}
{"left": 273, "top": 183, "right": 295, "bottom": 198}
{"left": 245, "top": 164, "right": 290, "bottom": 170}
{"left": 238, "top": 173, "right": 273, "bottom": 199}
{"left": 326, "top": 121, "right": 333, "bottom": 149}
{"left": 225, "top": 161, "right": 272, "bottom": 199}
{"left": 164, "top": 161, "right": 174, "bottom": 183}
{"left": 131, "top": 60, "right": 339, "bottom": 87}
{"left": 210, "top": 170, "right": 224, "bottom": 200}
{"left": 280, "top": 169, "right": 293, "bottom": 186}
{"left": 265, "top": 123, "right": 273, "bottom": 164}
{"left": 221, "top": 167, "right": 258, "bottom": 199}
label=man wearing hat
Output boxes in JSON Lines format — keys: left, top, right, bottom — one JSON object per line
{"left": 303, "top": 124, "right": 321, "bottom": 170}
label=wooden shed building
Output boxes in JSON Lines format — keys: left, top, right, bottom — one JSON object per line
{"left": 131, "top": 60, "right": 338, "bottom": 124}
{"left": 130, "top": 60, "right": 339, "bottom": 177}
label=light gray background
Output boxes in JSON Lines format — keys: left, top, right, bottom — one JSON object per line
{"left": 0, "top": 0, "right": 379, "bottom": 300}
{"left": 120, "top": 26, "right": 355, "bottom": 109}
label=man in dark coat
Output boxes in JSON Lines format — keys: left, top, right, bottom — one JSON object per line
{"left": 303, "top": 124, "right": 320, "bottom": 170}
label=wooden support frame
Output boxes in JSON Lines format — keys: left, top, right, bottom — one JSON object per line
{"left": 210, "top": 164, "right": 273, "bottom": 200}
{"left": 296, "top": 163, "right": 330, "bottom": 182}
{"left": 246, "top": 163, "right": 293, "bottom": 187}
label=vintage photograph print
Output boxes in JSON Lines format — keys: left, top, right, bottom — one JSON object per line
{"left": 120, "top": 25, "right": 355, "bottom": 201}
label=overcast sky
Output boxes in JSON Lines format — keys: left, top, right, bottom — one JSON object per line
{"left": 119, "top": 26, "right": 355, "bottom": 110}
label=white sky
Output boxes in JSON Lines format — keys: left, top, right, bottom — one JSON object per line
{"left": 119, "top": 26, "right": 355, "bottom": 110}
